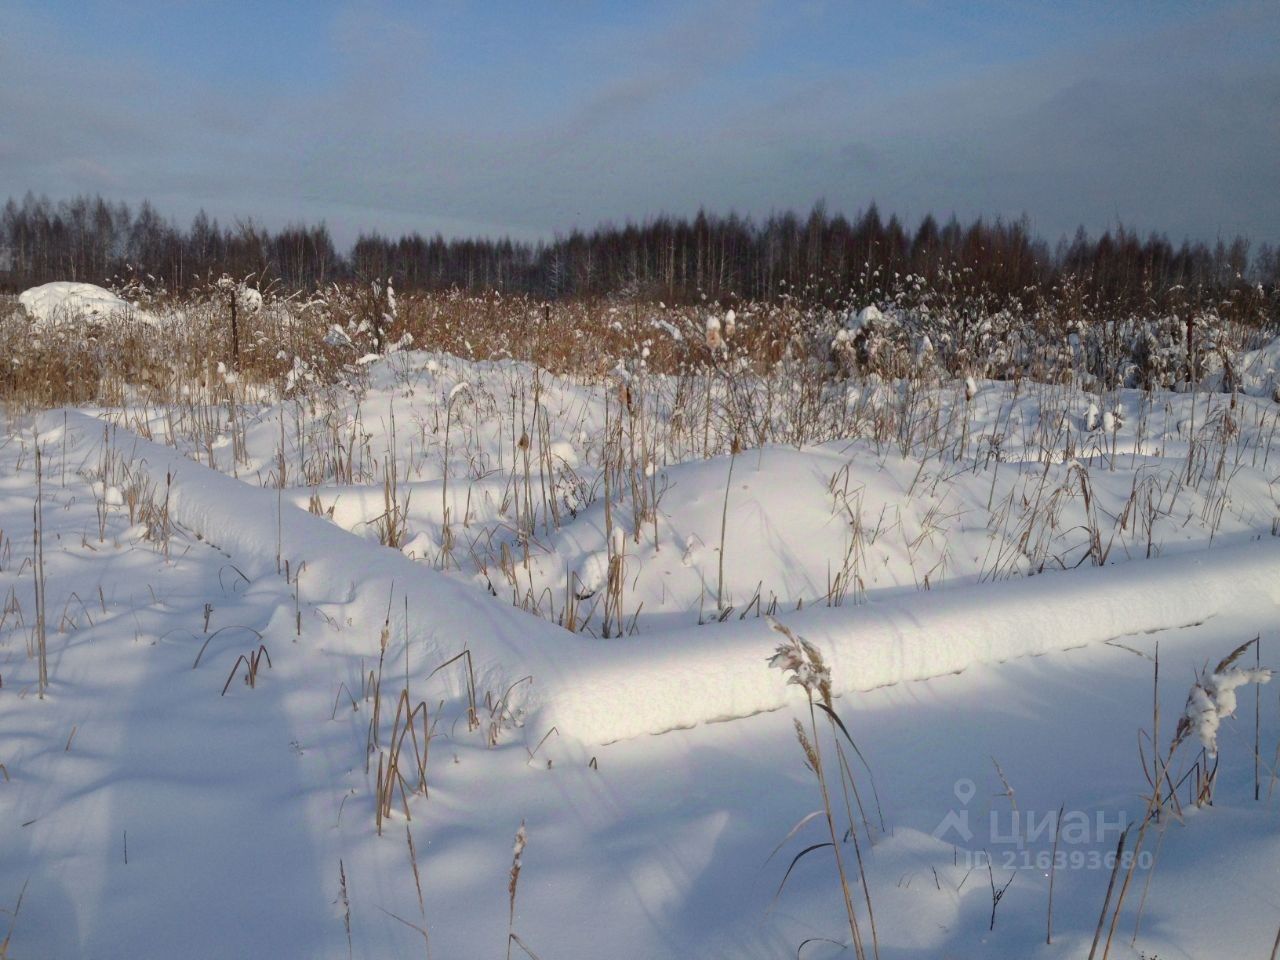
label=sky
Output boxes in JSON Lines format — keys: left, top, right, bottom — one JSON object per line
{"left": 2, "top": 0, "right": 1277, "bottom": 248}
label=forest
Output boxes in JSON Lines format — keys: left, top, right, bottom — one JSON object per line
{"left": 2, "top": 192, "right": 1275, "bottom": 310}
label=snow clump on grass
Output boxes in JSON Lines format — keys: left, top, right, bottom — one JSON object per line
{"left": 705, "top": 314, "right": 723, "bottom": 350}
{"left": 766, "top": 615, "right": 832, "bottom": 704}
{"left": 1180, "top": 641, "right": 1272, "bottom": 758}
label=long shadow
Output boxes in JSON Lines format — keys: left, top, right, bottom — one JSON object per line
{"left": 6, "top": 527, "right": 332, "bottom": 959}
{"left": 596, "top": 612, "right": 1280, "bottom": 958}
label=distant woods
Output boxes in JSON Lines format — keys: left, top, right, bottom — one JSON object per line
{"left": 2, "top": 192, "right": 1277, "bottom": 310}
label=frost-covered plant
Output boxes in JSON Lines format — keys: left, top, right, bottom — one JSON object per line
{"left": 108, "top": 265, "right": 169, "bottom": 309}
{"left": 705, "top": 312, "right": 724, "bottom": 351}
{"left": 506, "top": 821, "right": 537, "bottom": 960}
{"left": 830, "top": 304, "right": 913, "bottom": 381}
{"left": 209, "top": 273, "right": 266, "bottom": 370}
{"left": 767, "top": 616, "right": 880, "bottom": 960}
{"left": 1170, "top": 637, "right": 1272, "bottom": 809}
{"left": 768, "top": 620, "right": 832, "bottom": 702}
{"left": 281, "top": 354, "right": 317, "bottom": 396}
{"left": 1179, "top": 644, "right": 1271, "bottom": 760}
{"left": 371, "top": 277, "right": 397, "bottom": 354}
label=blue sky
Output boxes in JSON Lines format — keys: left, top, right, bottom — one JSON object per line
{"left": 2, "top": 1, "right": 1277, "bottom": 246}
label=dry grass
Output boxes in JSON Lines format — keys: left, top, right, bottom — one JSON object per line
{"left": 31, "top": 445, "right": 48, "bottom": 698}
{"left": 6, "top": 281, "right": 1275, "bottom": 644}
{"left": 1085, "top": 636, "right": 1274, "bottom": 960}
{"left": 220, "top": 643, "right": 273, "bottom": 695}
{"left": 768, "top": 616, "right": 881, "bottom": 960}
{"left": 375, "top": 689, "right": 433, "bottom": 835}
{"left": 0, "top": 880, "right": 28, "bottom": 960}
{"left": 3, "top": 280, "right": 1273, "bottom": 416}
{"left": 507, "top": 821, "right": 540, "bottom": 960}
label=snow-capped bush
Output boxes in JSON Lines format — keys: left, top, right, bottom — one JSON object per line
{"left": 214, "top": 275, "right": 263, "bottom": 314}
{"left": 831, "top": 304, "right": 907, "bottom": 378}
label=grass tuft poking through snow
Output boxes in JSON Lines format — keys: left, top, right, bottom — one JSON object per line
{"left": 769, "top": 615, "right": 881, "bottom": 959}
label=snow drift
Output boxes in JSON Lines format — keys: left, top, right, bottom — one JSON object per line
{"left": 541, "top": 539, "right": 1280, "bottom": 741}
{"left": 44, "top": 411, "right": 1280, "bottom": 745}
{"left": 1233, "top": 335, "right": 1280, "bottom": 401}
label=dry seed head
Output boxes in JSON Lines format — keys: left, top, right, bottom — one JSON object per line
{"left": 508, "top": 820, "right": 527, "bottom": 911}
{"left": 768, "top": 643, "right": 803, "bottom": 675}
{"left": 767, "top": 617, "right": 832, "bottom": 700}
{"left": 1213, "top": 636, "right": 1258, "bottom": 675}
{"left": 794, "top": 718, "right": 819, "bottom": 772}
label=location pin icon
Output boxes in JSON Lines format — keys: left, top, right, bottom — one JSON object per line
{"left": 954, "top": 778, "right": 976, "bottom": 805}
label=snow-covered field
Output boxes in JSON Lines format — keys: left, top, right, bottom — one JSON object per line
{"left": 3, "top": 333, "right": 1279, "bottom": 958}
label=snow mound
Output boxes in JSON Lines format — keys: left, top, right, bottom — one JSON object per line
{"left": 18, "top": 281, "right": 152, "bottom": 328}
{"left": 1234, "top": 335, "right": 1280, "bottom": 401}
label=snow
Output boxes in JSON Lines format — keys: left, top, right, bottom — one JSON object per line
{"left": 45, "top": 346, "right": 1280, "bottom": 746}
{"left": 40, "top": 410, "right": 570, "bottom": 709}
{"left": 540, "top": 538, "right": 1280, "bottom": 743}
{"left": 18, "top": 281, "right": 153, "bottom": 328}
{"left": 849, "top": 303, "right": 884, "bottom": 331}
{"left": 1185, "top": 662, "right": 1272, "bottom": 756}
{"left": 1085, "top": 401, "right": 1100, "bottom": 430}
{"left": 1233, "top": 334, "right": 1280, "bottom": 401}
{"left": 323, "top": 324, "right": 355, "bottom": 349}
{"left": 4, "top": 431, "right": 1276, "bottom": 957}
{"left": 239, "top": 285, "right": 263, "bottom": 312}
{"left": 75, "top": 408, "right": 1280, "bottom": 746}
{"left": 4, "top": 344, "right": 1280, "bottom": 959}
{"left": 215, "top": 275, "right": 263, "bottom": 314}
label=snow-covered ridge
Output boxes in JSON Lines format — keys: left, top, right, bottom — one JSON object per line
{"left": 42, "top": 409, "right": 571, "bottom": 704}
{"left": 542, "top": 538, "right": 1280, "bottom": 741}
{"left": 44, "top": 410, "right": 1280, "bottom": 745}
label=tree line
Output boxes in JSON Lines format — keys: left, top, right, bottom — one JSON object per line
{"left": 3, "top": 192, "right": 1277, "bottom": 308}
